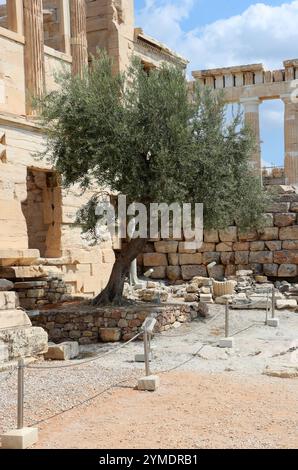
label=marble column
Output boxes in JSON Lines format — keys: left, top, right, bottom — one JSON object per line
{"left": 23, "top": 0, "right": 45, "bottom": 115}
{"left": 281, "top": 94, "right": 298, "bottom": 185}
{"left": 70, "top": 0, "right": 88, "bottom": 76}
{"left": 240, "top": 97, "right": 262, "bottom": 177}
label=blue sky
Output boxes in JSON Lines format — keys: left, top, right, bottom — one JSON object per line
{"left": 135, "top": 0, "right": 298, "bottom": 167}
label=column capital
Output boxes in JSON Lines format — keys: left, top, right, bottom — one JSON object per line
{"left": 240, "top": 97, "right": 261, "bottom": 113}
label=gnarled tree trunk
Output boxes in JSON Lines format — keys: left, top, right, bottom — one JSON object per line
{"left": 93, "top": 238, "right": 146, "bottom": 305}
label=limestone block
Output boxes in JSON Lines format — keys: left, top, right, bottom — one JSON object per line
{"left": 266, "top": 202, "right": 290, "bottom": 213}
{"left": 44, "top": 341, "right": 79, "bottom": 360}
{"left": 249, "top": 251, "right": 273, "bottom": 264}
{"left": 258, "top": 228, "right": 279, "bottom": 241}
{"left": 138, "top": 289, "right": 168, "bottom": 303}
{"left": 181, "top": 265, "right": 207, "bottom": 280}
{"left": 263, "top": 264, "right": 279, "bottom": 277}
{"left": 221, "top": 252, "right": 235, "bottom": 265}
{"left": 14, "top": 281, "right": 47, "bottom": 289}
{"left": 197, "top": 242, "right": 216, "bottom": 252}
{"left": 0, "top": 279, "right": 14, "bottom": 291}
{"left": 166, "top": 266, "right": 181, "bottom": 281}
{"left": 233, "top": 242, "right": 250, "bottom": 251}
{"left": 0, "top": 326, "right": 48, "bottom": 360}
{"left": 238, "top": 230, "right": 258, "bottom": 241}
{"left": 283, "top": 240, "right": 298, "bottom": 250}
{"left": 274, "top": 213, "right": 296, "bottom": 227}
{"left": 179, "top": 253, "right": 202, "bottom": 265}
{"left": 219, "top": 227, "right": 237, "bottom": 242}
{"left": 276, "top": 299, "right": 297, "bottom": 309}
{"left": 0, "top": 309, "right": 31, "bottom": 329}
{"left": 99, "top": 328, "right": 121, "bottom": 342}
{"left": 204, "top": 229, "right": 219, "bottom": 243}
{"left": 235, "top": 251, "right": 249, "bottom": 265}
{"left": 150, "top": 267, "right": 166, "bottom": 279}
{"left": 250, "top": 241, "right": 265, "bottom": 251}
{"left": 216, "top": 242, "right": 233, "bottom": 252}
{"left": 143, "top": 253, "right": 168, "bottom": 267}
{"left": 279, "top": 226, "right": 298, "bottom": 240}
{"left": 168, "top": 253, "right": 179, "bottom": 266}
{"left": 178, "top": 242, "right": 196, "bottom": 254}
{"left": 207, "top": 265, "right": 225, "bottom": 280}
{"left": 202, "top": 252, "right": 220, "bottom": 265}
{"left": 274, "top": 251, "right": 298, "bottom": 264}
{"left": 192, "top": 276, "right": 211, "bottom": 287}
{"left": 199, "top": 293, "right": 213, "bottom": 303}
{"left": 265, "top": 241, "right": 282, "bottom": 251}
{"left": 278, "top": 264, "right": 297, "bottom": 277}
{"left": 0, "top": 266, "right": 47, "bottom": 279}
{"left": 154, "top": 241, "right": 178, "bottom": 253}
{"left": 0, "top": 249, "right": 40, "bottom": 267}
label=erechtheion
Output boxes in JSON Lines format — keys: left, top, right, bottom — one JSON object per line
{"left": 0, "top": 1, "right": 298, "bottom": 360}
{"left": 0, "top": 0, "right": 186, "bottom": 297}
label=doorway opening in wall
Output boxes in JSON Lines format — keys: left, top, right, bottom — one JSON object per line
{"left": 0, "top": 1, "right": 8, "bottom": 30}
{"left": 21, "top": 168, "right": 62, "bottom": 259}
{"left": 43, "top": 0, "right": 70, "bottom": 54}
{"left": 260, "top": 99, "right": 285, "bottom": 182}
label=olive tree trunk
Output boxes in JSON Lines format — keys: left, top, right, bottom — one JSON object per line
{"left": 93, "top": 238, "right": 147, "bottom": 305}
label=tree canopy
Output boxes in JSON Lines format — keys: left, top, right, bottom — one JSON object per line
{"left": 36, "top": 52, "right": 269, "bottom": 304}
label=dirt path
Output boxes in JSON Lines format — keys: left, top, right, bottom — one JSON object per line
{"left": 34, "top": 371, "right": 298, "bottom": 449}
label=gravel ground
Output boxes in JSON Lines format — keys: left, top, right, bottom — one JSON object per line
{"left": 0, "top": 304, "right": 298, "bottom": 448}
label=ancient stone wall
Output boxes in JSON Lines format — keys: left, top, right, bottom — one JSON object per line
{"left": 31, "top": 301, "right": 199, "bottom": 344}
{"left": 140, "top": 186, "right": 298, "bottom": 282}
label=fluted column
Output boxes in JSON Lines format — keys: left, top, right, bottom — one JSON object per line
{"left": 281, "top": 94, "right": 298, "bottom": 185}
{"left": 240, "top": 97, "right": 262, "bottom": 177}
{"left": 70, "top": 0, "right": 88, "bottom": 76}
{"left": 23, "top": 0, "right": 45, "bottom": 115}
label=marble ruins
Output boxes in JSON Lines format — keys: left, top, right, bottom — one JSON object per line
{"left": 0, "top": 0, "right": 187, "bottom": 361}
{"left": 0, "top": 1, "right": 298, "bottom": 361}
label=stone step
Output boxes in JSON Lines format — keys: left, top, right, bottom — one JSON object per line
{"left": 0, "top": 309, "right": 31, "bottom": 329}
{"left": 0, "top": 326, "right": 48, "bottom": 361}
{"left": 0, "top": 249, "right": 40, "bottom": 267}
{"left": 0, "top": 265, "right": 47, "bottom": 279}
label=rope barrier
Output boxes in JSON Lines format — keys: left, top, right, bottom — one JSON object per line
{"left": 26, "top": 331, "right": 142, "bottom": 370}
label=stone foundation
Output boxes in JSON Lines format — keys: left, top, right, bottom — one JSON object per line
{"left": 0, "top": 290, "right": 48, "bottom": 364}
{"left": 31, "top": 302, "right": 200, "bottom": 344}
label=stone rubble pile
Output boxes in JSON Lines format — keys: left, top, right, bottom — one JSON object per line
{"left": 125, "top": 269, "right": 298, "bottom": 311}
